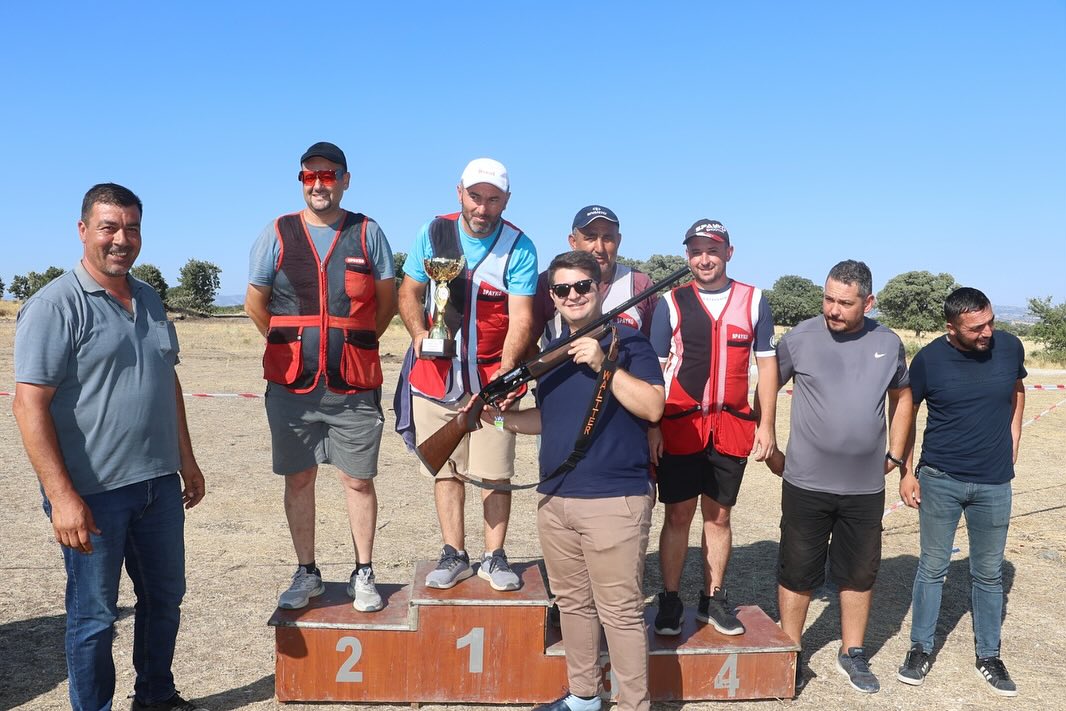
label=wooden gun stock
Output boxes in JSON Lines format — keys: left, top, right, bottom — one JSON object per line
{"left": 414, "top": 265, "right": 690, "bottom": 476}
{"left": 414, "top": 398, "right": 486, "bottom": 476}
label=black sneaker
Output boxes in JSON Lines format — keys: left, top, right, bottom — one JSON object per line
{"left": 975, "top": 656, "right": 1017, "bottom": 697}
{"left": 131, "top": 692, "right": 209, "bottom": 711}
{"left": 794, "top": 651, "right": 810, "bottom": 695}
{"left": 897, "top": 643, "right": 931, "bottom": 686}
{"left": 696, "top": 587, "right": 744, "bottom": 635}
{"left": 653, "top": 592, "right": 684, "bottom": 636}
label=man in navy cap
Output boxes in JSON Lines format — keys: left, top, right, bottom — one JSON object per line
{"left": 532, "top": 205, "right": 659, "bottom": 344}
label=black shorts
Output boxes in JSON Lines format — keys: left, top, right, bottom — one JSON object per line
{"left": 656, "top": 441, "right": 748, "bottom": 507}
{"left": 777, "top": 479, "right": 884, "bottom": 592}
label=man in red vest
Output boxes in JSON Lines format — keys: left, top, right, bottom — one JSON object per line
{"left": 648, "top": 219, "right": 778, "bottom": 637}
{"left": 397, "top": 158, "right": 538, "bottom": 591}
{"left": 245, "top": 142, "right": 398, "bottom": 613}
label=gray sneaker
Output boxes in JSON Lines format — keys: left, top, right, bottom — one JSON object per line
{"left": 478, "top": 549, "right": 520, "bottom": 591}
{"left": 836, "top": 647, "right": 880, "bottom": 693}
{"left": 277, "top": 566, "right": 325, "bottom": 610}
{"left": 425, "top": 545, "right": 473, "bottom": 589}
{"left": 346, "top": 567, "right": 383, "bottom": 612}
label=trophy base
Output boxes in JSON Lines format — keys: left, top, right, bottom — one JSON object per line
{"left": 421, "top": 338, "right": 456, "bottom": 359}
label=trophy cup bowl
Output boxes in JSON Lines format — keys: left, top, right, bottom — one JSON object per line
{"left": 421, "top": 256, "right": 466, "bottom": 358}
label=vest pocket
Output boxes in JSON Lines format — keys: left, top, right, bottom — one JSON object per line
{"left": 263, "top": 326, "right": 303, "bottom": 385}
{"left": 340, "top": 329, "right": 382, "bottom": 389}
{"left": 344, "top": 263, "right": 373, "bottom": 301}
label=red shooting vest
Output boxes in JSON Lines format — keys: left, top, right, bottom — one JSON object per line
{"left": 262, "top": 211, "right": 382, "bottom": 394}
{"left": 661, "top": 281, "right": 758, "bottom": 457}
{"left": 409, "top": 214, "right": 523, "bottom": 402}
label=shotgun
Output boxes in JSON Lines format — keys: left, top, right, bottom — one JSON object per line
{"left": 415, "top": 265, "right": 691, "bottom": 476}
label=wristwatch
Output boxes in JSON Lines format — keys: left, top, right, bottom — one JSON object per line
{"left": 886, "top": 452, "right": 908, "bottom": 475}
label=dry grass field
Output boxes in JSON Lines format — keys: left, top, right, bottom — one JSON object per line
{"left": 1, "top": 310, "right": 1064, "bottom": 711}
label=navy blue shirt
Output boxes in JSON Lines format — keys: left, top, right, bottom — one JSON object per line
{"left": 910, "top": 332, "right": 1026, "bottom": 484}
{"left": 536, "top": 325, "right": 664, "bottom": 498}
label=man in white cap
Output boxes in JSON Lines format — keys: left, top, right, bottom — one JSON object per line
{"left": 398, "top": 158, "right": 538, "bottom": 590}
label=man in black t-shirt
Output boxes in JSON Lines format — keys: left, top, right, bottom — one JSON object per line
{"left": 897, "top": 287, "right": 1026, "bottom": 698}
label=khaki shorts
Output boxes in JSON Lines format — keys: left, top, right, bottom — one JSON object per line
{"left": 412, "top": 394, "right": 515, "bottom": 481}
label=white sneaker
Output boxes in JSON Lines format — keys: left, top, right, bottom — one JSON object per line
{"left": 277, "top": 566, "right": 325, "bottom": 609}
{"left": 347, "top": 567, "right": 383, "bottom": 612}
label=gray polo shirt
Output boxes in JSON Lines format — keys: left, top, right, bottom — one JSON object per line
{"left": 14, "top": 263, "right": 181, "bottom": 495}
{"left": 777, "top": 316, "right": 909, "bottom": 495}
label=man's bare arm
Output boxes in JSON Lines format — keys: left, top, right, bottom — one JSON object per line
{"left": 245, "top": 284, "right": 272, "bottom": 337}
{"left": 174, "top": 374, "right": 205, "bottom": 509}
{"left": 752, "top": 355, "right": 779, "bottom": 461}
{"left": 374, "top": 278, "right": 398, "bottom": 338}
{"left": 1010, "top": 378, "right": 1025, "bottom": 464}
{"left": 398, "top": 275, "right": 430, "bottom": 358}
{"left": 12, "top": 382, "right": 100, "bottom": 553}
{"left": 501, "top": 294, "right": 534, "bottom": 371}
{"left": 885, "top": 386, "right": 914, "bottom": 475}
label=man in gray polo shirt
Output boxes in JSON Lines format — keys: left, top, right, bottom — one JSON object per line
{"left": 768, "top": 259, "right": 912, "bottom": 695}
{"left": 13, "top": 183, "right": 208, "bottom": 711}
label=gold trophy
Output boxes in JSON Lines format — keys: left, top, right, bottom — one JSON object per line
{"left": 421, "top": 256, "right": 466, "bottom": 358}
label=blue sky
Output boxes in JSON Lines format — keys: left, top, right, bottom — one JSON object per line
{"left": 1, "top": 2, "right": 1063, "bottom": 306}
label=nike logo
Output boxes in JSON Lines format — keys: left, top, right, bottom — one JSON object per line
{"left": 874, "top": 352, "right": 887, "bottom": 358}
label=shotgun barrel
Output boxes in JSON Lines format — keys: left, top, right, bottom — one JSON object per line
{"left": 415, "top": 265, "right": 690, "bottom": 476}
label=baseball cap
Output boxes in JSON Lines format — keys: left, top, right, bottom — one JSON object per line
{"left": 460, "top": 158, "right": 509, "bottom": 193}
{"left": 683, "top": 219, "right": 730, "bottom": 244}
{"left": 572, "top": 205, "right": 619, "bottom": 231}
{"left": 300, "top": 142, "right": 347, "bottom": 171}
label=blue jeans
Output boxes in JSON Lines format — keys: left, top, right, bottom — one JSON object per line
{"left": 909, "top": 465, "right": 1012, "bottom": 659}
{"left": 43, "top": 474, "right": 186, "bottom": 711}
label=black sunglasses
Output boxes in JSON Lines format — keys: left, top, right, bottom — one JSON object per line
{"left": 549, "top": 279, "right": 595, "bottom": 299}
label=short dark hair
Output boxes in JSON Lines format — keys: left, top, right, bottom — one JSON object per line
{"left": 826, "top": 259, "right": 873, "bottom": 298}
{"left": 944, "top": 287, "right": 991, "bottom": 323}
{"left": 548, "top": 250, "right": 601, "bottom": 284}
{"left": 81, "top": 183, "right": 143, "bottom": 222}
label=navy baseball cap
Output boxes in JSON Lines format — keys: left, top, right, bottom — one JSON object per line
{"left": 572, "top": 205, "right": 619, "bottom": 231}
{"left": 683, "top": 219, "right": 729, "bottom": 244}
{"left": 300, "top": 141, "right": 347, "bottom": 171}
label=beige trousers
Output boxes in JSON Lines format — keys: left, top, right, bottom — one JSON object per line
{"left": 537, "top": 491, "right": 653, "bottom": 711}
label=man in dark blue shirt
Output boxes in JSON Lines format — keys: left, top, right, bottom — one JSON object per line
{"left": 897, "top": 287, "right": 1026, "bottom": 697}
{"left": 486, "top": 250, "right": 664, "bottom": 711}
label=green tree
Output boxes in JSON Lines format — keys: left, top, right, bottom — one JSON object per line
{"left": 0, "top": 275, "right": 5, "bottom": 298}
{"left": 9, "top": 266, "right": 66, "bottom": 300}
{"left": 393, "top": 251, "right": 407, "bottom": 277}
{"left": 876, "top": 271, "right": 958, "bottom": 337}
{"left": 641, "top": 254, "right": 692, "bottom": 285}
{"left": 130, "top": 263, "right": 169, "bottom": 304}
{"left": 1027, "top": 296, "right": 1066, "bottom": 358}
{"left": 765, "top": 275, "right": 823, "bottom": 326}
{"left": 175, "top": 259, "right": 221, "bottom": 312}
{"left": 616, "top": 256, "right": 644, "bottom": 271}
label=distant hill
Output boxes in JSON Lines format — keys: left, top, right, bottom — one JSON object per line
{"left": 995, "top": 304, "right": 1036, "bottom": 323}
{"left": 213, "top": 294, "right": 245, "bottom": 307}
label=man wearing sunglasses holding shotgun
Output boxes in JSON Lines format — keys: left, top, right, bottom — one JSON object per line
{"left": 488, "top": 250, "right": 664, "bottom": 711}
{"left": 648, "top": 219, "right": 779, "bottom": 638}
{"left": 397, "top": 158, "right": 538, "bottom": 592}
{"left": 245, "top": 141, "right": 397, "bottom": 613}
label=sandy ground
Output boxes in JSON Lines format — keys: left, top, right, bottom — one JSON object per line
{"left": 1, "top": 316, "right": 1064, "bottom": 711}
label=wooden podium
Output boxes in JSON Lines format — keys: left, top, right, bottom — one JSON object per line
{"left": 268, "top": 561, "right": 798, "bottom": 704}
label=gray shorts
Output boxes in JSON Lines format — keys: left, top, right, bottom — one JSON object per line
{"left": 264, "top": 382, "right": 384, "bottom": 478}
